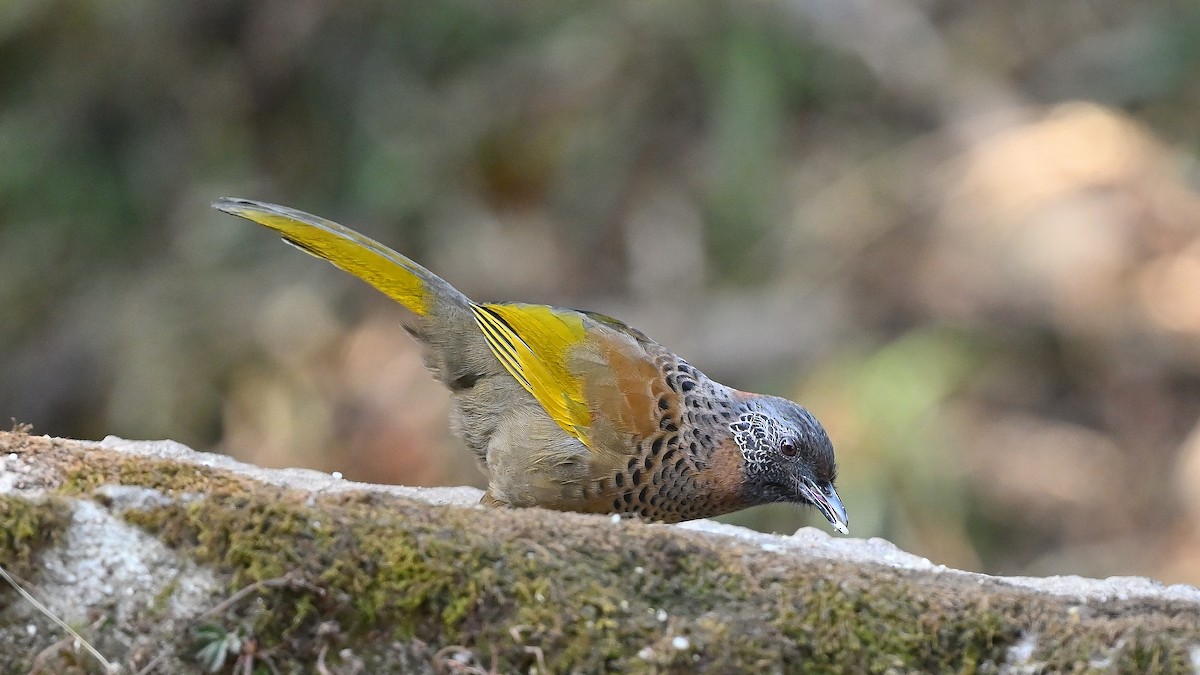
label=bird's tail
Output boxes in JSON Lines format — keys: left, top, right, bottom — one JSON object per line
{"left": 213, "top": 197, "right": 487, "bottom": 389}
{"left": 213, "top": 197, "right": 469, "bottom": 317}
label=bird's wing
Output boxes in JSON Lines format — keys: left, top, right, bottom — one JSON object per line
{"left": 471, "top": 302, "right": 671, "bottom": 457}
{"left": 471, "top": 302, "right": 593, "bottom": 442}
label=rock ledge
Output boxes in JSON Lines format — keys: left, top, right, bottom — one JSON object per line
{"left": 1, "top": 430, "right": 1197, "bottom": 674}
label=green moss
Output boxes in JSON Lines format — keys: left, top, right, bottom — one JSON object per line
{"left": 771, "top": 573, "right": 1016, "bottom": 673}
{"left": 0, "top": 494, "right": 71, "bottom": 583}
{"left": 62, "top": 453, "right": 252, "bottom": 498}
{"left": 1028, "top": 600, "right": 1200, "bottom": 674}
{"left": 109, "top": 478, "right": 1028, "bottom": 673}
{"left": 151, "top": 576, "right": 182, "bottom": 615}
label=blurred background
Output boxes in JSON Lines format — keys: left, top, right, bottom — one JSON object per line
{"left": 2, "top": 0, "right": 1200, "bottom": 585}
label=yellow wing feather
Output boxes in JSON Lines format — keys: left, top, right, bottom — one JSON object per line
{"left": 471, "top": 303, "right": 593, "bottom": 444}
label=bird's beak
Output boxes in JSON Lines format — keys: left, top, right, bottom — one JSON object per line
{"left": 800, "top": 479, "right": 849, "bottom": 535}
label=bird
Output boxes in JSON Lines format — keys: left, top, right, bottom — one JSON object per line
{"left": 213, "top": 198, "right": 849, "bottom": 533}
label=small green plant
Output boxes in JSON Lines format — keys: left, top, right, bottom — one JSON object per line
{"left": 194, "top": 624, "right": 275, "bottom": 674}
{"left": 194, "top": 624, "right": 244, "bottom": 672}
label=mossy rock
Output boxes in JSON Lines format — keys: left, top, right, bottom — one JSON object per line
{"left": 0, "top": 430, "right": 1197, "bottom": 674}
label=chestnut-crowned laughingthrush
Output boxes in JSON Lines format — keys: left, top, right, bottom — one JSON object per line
{"left": 214, "top": 198, "right": 849, "bottom": 533}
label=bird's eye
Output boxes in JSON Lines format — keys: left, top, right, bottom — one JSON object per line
{"left": 780, "top": 441, "right": 797, "bottom": 457}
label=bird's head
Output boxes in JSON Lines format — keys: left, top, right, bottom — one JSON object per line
{"left": 729, "top": 395, "right": 848, "bottom": 534}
